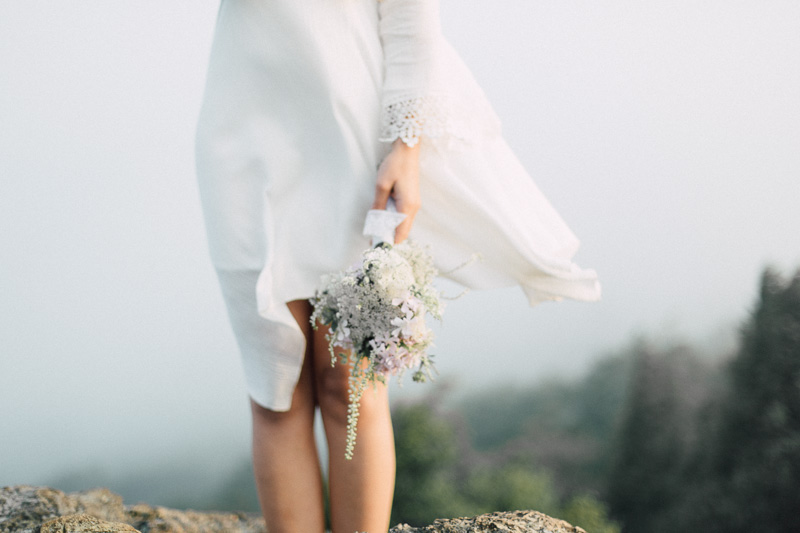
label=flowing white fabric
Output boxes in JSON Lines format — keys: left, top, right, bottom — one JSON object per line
{"left": 195, "top": 0, "right": 601, "bottom": 411}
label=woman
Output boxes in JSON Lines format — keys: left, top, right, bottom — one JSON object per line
{"left": 195, "top": 1, "right": 600, "bottom": 531}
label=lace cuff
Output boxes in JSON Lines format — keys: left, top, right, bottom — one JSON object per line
{"left": 378, "top": 92, "right": 502, "bottom": 148}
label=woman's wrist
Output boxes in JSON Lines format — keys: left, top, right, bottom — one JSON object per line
{"left": 392, "top": 137, "right": 421, "bottom": 155}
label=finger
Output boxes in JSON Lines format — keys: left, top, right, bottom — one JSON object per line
{"left": 394, "top": 212, "right": 416, "bottom": 244}
{"left": 393, "top": 193, "right": 420, "bottom": 242}
{"left": 371, "top": 181, "right": 392, "bottom": 210}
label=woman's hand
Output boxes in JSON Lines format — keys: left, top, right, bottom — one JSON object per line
{"left": 372, "top": 138, "right": 421, "bottom": 243}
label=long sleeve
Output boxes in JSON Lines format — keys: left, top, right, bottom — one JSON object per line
{"left": 377, "top": 0, "right": 502, "bottom": 147}
{"left": 379, "top": 0, "right": 442, "bottom": 102}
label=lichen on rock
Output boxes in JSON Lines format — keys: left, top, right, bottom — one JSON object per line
{"left": 40, "top": 513, "right": 139, "bottom": 533}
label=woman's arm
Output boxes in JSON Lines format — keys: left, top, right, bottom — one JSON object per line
{"left": 373, "top": 0, "right": 442, "bottom": 242}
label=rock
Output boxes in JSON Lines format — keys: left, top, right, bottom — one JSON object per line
{"left": 388, "top": 510, "right": 587, "bottom": 533}
{"left": 125, "top": 503, "right": 266, "bottom": 533}
{"left": 0, "top": 486, "right": 127, "bottom": 533}
{"left": 0, "top": 486, "right": 265, "bottom": 533}
{"left": 40, "top": 513, "right": 140, "bottom": 533}
{"left": 2, "top": 486, "right": 585, "bottom": 533}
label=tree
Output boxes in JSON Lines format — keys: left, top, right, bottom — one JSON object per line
{"left": 464, "top": 460, "right": 560, "bottom": 517}
{"left": 701, "top": 268, "right": 800, "bottom": 532}
{"left": 606, "top": 340, "right": 713, "bottom": 532}
{"left": 561, "top": 494, "right": 620, "bottom": 533}
{"left": 457, "top": 353, "right": 632, "bottom": 497}
{"left": 391, "top": 402, "right": 471, "bottom": 525}
{"left": 391, "top": 396, "right": 621, "bottom": 533}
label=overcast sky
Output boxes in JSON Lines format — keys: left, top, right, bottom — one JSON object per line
{"left": 2, "top": 0, "right": 799, "bottom": 487}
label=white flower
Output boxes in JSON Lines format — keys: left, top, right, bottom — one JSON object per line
{"left": 310, "top": 240, "right": 443, "bottom": 460}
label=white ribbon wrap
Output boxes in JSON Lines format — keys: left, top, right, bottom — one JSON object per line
{"left": 362, "top": 198, "right": 407, "bottom": 246}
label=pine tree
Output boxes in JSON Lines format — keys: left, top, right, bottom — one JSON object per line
{"left": 706, "top": 267, "right": 800, "bottom": 531}
{"left": 607, "top": 340, "right": 712, "bottom": 532}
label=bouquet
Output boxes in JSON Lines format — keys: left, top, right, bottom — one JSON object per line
{"left": 310, "top": 238, "right": 443, "bottom": 460}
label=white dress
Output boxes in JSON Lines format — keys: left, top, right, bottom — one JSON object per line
{"left": 195, "top": 0, "right": 601, "bottom": 411}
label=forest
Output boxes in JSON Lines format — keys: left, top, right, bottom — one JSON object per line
{"left": 51, "top": 266, "right": 800, "bottom": 532}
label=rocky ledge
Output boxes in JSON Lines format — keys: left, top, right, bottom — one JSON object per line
{"left": 0, "top": 486, "right": 586, "bottom": 533}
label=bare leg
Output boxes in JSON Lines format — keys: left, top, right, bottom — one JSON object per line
{"left": 250, "top": 300, "right": 325, "bottom": 533}
{"left": 313, "top": 323, "right": 396, "bottom": 533}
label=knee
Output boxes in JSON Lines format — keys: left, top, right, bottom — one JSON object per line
{"left": 315, "top": 364, "right": 352, "bottom": 423}
{"left": 315, "top": 365, "right": 391, "bottom": 426}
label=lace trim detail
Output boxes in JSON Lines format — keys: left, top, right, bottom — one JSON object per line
{"left": 378, "top": 93, "right": 501, "bottom": 148}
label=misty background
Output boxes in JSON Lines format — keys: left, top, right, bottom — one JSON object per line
{"left": 1, "top": 0, "right": 799, "bottom": 521}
